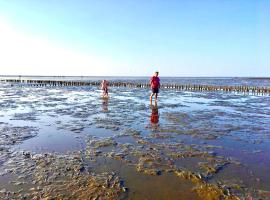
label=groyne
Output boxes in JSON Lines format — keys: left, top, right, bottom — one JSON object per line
{"left": 1, "top": 79, "right": 270, "bottom": 95}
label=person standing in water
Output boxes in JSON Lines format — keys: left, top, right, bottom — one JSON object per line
{"left": 101, "top": 80, "right": 109, "bottom": 97}
{"left": 150, "top": 71, "right": 160, "bottom": 103}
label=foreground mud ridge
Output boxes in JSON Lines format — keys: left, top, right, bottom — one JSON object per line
{"left": 0, "top": 82, "right": 270, "bottom": 200}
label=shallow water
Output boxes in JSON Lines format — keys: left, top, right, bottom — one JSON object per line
{"left": 0, "top": 82, "right": 270, "bottom": 199}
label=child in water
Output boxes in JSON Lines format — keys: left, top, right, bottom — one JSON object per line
{"left": 101, "top": 80, "right": 109, "bottom": 97}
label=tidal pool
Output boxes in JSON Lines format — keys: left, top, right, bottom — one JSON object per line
{"left": 0, "top": 82, "right": 270, "bottom": 199}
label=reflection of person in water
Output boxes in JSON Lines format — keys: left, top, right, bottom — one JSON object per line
{"left": 150, "top": 102, "right": 159, "bottom": 126}
{"left": 102, "top": 97, "right": 109, "bottom": 112}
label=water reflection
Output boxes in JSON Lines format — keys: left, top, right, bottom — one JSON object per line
{"left": 150, "top": 102, "right": 159, "bottom": 128}
{"left": 102, "top": 97, "right": 109, "bottom": 112}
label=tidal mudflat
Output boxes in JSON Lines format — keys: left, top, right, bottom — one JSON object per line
{"left": 0, "top": 82, "right": 270, "bottom": 200}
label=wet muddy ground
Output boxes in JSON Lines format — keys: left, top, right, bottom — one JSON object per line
{"left": 0, "top": 82, "right": 270, "bottom": 200}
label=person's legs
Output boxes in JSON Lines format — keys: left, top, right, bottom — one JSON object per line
{"left": 151, "top": 88, "right": 159, "bottom": 102}
{"left": 150, "top": 87, "right": 155, "bottom": 102}
{"left": 150, "top": 93, "right": 154, "bottom": 102}
{"left": 154, "top": 88, "right": 159, "bottom": 101}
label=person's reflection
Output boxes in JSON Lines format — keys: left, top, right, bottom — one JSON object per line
{"left": 150, "top": 101, "right": 159, "bottom": 127}
{"left": 102, "top": 97, "right": 109, "bottom": 112}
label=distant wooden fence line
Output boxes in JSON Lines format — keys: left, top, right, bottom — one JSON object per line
{"left": 1, "top": 79, "right": 270, "bottom": 95}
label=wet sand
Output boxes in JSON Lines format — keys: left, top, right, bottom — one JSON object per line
{"left": 0, "top": 82, "right": 270, "bottom": 199}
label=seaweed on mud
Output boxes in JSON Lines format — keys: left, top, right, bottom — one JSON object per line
{"left": 57, "top": 120, "right": 88, "bottom": 133}
{"left": 118, "top": 128, "right": 141, "bottom": 137}
{"left": 135, "top": 151, "right": 165, "bottom": 176}
{"left": 198, "top": 160, "right": 230, "bottom": 178}
{"left": 0, "top": 152, "right": 126, "bottom": 200}
{"left": 149, "top": 133, "right": 173, "bottom": 139}
{"left": 0, "top": 125, "right": 38, "bottom": 146}
{"left": 193, "top": 183, "right": 240, "bottom": 200}
{"left": 11, "top": 112, "right": 39, "bottom": 121}
{"left": 94, "top": 117, "right": 122, "bottom": 131}
{"left": 164, "top": 112, "right": 192, "bottom": 126}
{"left": 88, "top": 138, "right": 118, "bottom": 149}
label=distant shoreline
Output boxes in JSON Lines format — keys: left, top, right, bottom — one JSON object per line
{"left": 1, "top": 75, "right": 269, "bottom": 88}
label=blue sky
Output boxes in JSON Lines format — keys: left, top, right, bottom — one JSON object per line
{"left": 0, "top": 0, "right": 269, "bottom": 76}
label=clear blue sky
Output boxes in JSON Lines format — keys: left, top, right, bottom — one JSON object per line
{"left": 0, "top": 0, "right": 269, "bottom": 76}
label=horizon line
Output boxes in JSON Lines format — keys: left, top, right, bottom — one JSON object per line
{"left": 0, "top": 75, "right": 270, "bottom": 79}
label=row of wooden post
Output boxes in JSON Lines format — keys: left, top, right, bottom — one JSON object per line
{"left": 1, "top": 79, "right": 270, "bottom": 95}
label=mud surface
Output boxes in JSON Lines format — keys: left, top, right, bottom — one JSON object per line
{"left": 0, "top": 82, "right": 270, "bottom": 199}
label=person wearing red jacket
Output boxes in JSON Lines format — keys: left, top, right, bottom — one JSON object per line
{"left": 150, "top": 71, "right": 160, "bottom": 103}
